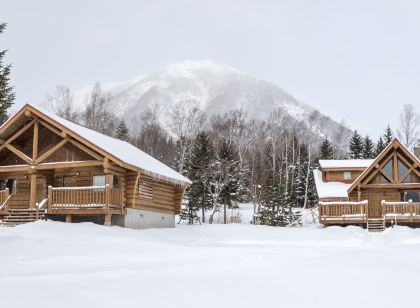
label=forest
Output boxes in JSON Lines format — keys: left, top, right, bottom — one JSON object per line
{"left": 43, "top": 83, "right": 420, "bottom": 226}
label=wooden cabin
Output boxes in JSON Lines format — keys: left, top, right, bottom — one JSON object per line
{"left": 0, "top": 104, "right": 191, "bottom": 227}
{"left": 315, "top": 139, "right": 420, "bottom": 229}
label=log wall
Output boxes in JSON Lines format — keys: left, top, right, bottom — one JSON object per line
{"left": 126, "top": 171, "right": 184, "bottom": 214}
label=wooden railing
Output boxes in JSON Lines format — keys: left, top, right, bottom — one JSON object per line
{"left": 0, "top": 188, "right": 10, "bottom": 213}
{"left": 382, "top": 201, "right": 420, "bottom": 218}
{"left": 48, "top": 185, "right": 122, "bottom": 211}
{"left": 318, "top": 201, "right": 368, "bottom": 222}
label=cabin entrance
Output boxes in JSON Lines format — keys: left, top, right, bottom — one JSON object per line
{"left": 368, "top": 193, "right": 382, "bottom": 218}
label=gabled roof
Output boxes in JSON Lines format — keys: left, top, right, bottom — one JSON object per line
{"left": 319, "top": 159, "right": 374, "bottom": 169}
{"left": 1, "top": 104, "right": 191, "bottom": 185}
{"left": 347, "top": 138, "right": 420, "bottom": 194}
{"left": 313, "top": 169, "right": 350, "bottom": 199}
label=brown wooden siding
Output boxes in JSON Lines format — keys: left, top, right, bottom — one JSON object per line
{"left": 126, "top": 171, "right": 184, "bottom": 214}
{"left": 325, "top": 170, "right": 363, "bottom": 183}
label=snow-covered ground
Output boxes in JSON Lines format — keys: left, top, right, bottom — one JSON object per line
{"left": 1, "top": 221, "right": 420, "bottom": 308}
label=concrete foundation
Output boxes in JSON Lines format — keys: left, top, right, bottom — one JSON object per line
{"left": 112, "top": 208, "right": 175, "bottom": 229}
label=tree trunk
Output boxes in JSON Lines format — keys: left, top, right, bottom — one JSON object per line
{"left": 223, "top": 203, "right": 227, "bottom": 224}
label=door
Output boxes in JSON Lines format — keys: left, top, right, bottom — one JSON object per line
{"left": 368, "top": 193, "right": 383, "bottom": 218}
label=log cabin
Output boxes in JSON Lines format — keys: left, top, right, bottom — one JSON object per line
{"left": 0, "top": 104, "right": 191, "bottom": 227}
{"left": 315, "top": 138, "right": 420, "bottom": 230}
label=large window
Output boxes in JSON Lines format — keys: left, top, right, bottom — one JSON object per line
{"left": 92, "top": 175, "right": 116, "bottom": 187}
{"left": 92, "top": 175, "right": 106, "bottom": 187}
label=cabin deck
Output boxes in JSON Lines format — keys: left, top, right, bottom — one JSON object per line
{"left": 319, "top": 200, "right": 420, "bottom": 225}
{"left": 0, "top": 185, "right": 125, "bottom": 224}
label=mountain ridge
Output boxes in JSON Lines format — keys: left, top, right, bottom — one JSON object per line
{"left": 55, "top": 60, "right": 349, "bottom": 141}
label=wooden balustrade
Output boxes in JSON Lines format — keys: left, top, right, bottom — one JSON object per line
{"left": 318, "top": 201, "right": 368, "bottom": 222}
{"left": 382, "top": 201, "right": 420, "bottom": 219}
{"left": 0, "top": 188, "right": 10, "bottom": 213}
{"left": 48, "top": 185, "right": 122, "bottom": 211}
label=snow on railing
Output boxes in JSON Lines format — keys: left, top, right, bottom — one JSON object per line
{"left": 48, "top": 185, "right": 122, "bottom": 210}
{"left": 318, "top": 200, "right": 368, "bottom": 222}
{"left": 382, "top": 200, "right": 420, "bottom": 217}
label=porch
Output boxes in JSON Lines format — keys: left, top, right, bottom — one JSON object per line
{"left": 319, "top": 200, "right": 420, "bottom": 225}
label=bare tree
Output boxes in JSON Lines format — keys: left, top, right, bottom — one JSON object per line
{"left": 397, "top": 104, "right": 420, "bottom": 150}
{"left": 170, "top": 98, "right": 205, "bottom": 173}
{"left": 82, "top": 82, "right": 118, "bottom": 136}
{"left": 46, "top": 85, "right": 79, "bottom": 122}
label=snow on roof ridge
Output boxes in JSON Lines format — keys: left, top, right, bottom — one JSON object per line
{"left": 25, "top": 103, "right": 191, "bottom": 185}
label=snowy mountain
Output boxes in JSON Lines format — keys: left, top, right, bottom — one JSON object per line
{"left": 69, "top": 60, "right": 348, "bottom": 139}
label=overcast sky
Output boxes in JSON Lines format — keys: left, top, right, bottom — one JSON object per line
{"left": 2, "top": 0, "right": 420, "bottom": 138}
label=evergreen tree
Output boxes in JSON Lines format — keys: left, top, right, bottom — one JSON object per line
{"left": 383, "top": 125, "right": 394, "bottom": 145}
{"left": 179, "top": 131, "right": 214, "bottom": 224}
{"left": 362, "top": 135, "right": 374, "bottom": 159}
{"left": 319, "top": 137, "right": 333, "bottom": 159}
{"left": 349, "top": 130, "right": 364, "bottom": 159}
{"left": 115, "top": 119, "right": 129, "bottom": 141}
{"left": 295, "top": 144, "right": 309, "bottom": 207}
{"left": 217, "top": 138, "right": 247, "bottom": 223}
{"left": 375, "top": 136, "right": 385, "bottom": 156}
{"left": 0, "top": 23, "right": 15, "bottom": 124}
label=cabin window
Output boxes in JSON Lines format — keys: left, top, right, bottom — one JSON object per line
{"left": 0, "top": 179, "right": 16, "bottom": 194}
{"left": 343, "top": 171, "right": 351, "bottom": 180}
{"left": 382, "top": 159, "right": 393, "bottom": 178}
{"left": 380, "top": 174, "right": 390, "bottom": 183}
{"left": 403, "top": 191, "right": 420, "bottom": 202}
{"left": 402, "top": 172, "right": 419, "bottom": 183}
{"left": 139, "top": 180, "right": 153, "bottom": 199}
{"left": 397, "top": 159, "right": 409, "bottom": 180}
{"left": 92, "top": 175, "right": 106, "bottom": 187}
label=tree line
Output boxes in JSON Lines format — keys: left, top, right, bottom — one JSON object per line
{"left": 2, "top": 22, "right": 420, "bottom": 227}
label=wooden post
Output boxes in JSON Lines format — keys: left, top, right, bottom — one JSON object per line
{"left": 29, "top": 172, "right": 37, "bottom": 209}
{"left": 104, "top": 214, "right": 111, "bottom": 226}
{"left": 33, "top": 121, "right": 39, "bottom": 160}
{"left": 48, "top": 185, "right": 52, "bottom": 211}
{"left": 105, "top": 184, "right": 110, "bottom": 210}
{"left": 65, "top": 214, "right": 72, "bottom": 223}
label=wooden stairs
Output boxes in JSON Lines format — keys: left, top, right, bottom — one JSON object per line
{"left": 367, "top": 218, "right": 385, "bottom": 232}
{"left": 1, "top": 208, "right": 46, "bottom": 226}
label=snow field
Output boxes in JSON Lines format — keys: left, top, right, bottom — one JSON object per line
{"left": 1, "top": 221, "right": 420, "bottom": 308}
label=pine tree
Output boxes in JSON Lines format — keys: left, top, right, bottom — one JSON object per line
{"left": 295, "top": 144, "right": 309, "bottom": 207}
{"left": 319, "top": 137, "right": 333, "bottom": 159}
{"left": 375, "top": 136, "right": 385, "bottom": 157}
{"left": 115, "top": 119, "right": 129, "bottom": 141}
{"left": 179, "top": 131, "right": 214, "bottom": 224}
{"left": 349, "top": 130, "right": 364, "bottom": 159}
{"left": 362, "top": 135, "right": 374, "bottom": 159}
{"left": 217, "top": 138, "right": 247, "bottom": 223}
{"left": 0, "top": 23, "right": 15, "bottom": 125}
{"left": 383, "top": 125, "right": 394, "bottom": 145}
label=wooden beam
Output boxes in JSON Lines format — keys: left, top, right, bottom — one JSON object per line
{"left": 5, "top": 144, "right": 33, "bottom": 164}
{"left": 36, "top": 160, "right": 103, "bottom": 170}
{"left": 32, "top": 121, "right": 39, "bottom": 160}
{"left": 0, "top": 165, "right": 32, "bottom": 173}
{"left": 35, "top": 139, "right": 68, "bottom": 164}
{"left": 393, "top": 153, "right": 398, "bottom": 183}
{"left": 38, "top": 118, "right": 63, "bottom": 137}
{"left": 67, "top": 138, "right": 103, "bottom": 161}
{"left": 29, "top": 173, "right": 37, "bottom": 209}
{"left": 0, "top": 119, "right": 36, "bottom": 152}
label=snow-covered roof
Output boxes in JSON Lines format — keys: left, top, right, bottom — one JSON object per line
{"left": 319, "top": 159, "right": 374, "bottom": 169}
{"left": 313, "top": 169, "right": 350, "bottom": 199}
{"left": 10, "top": 104, "right": 191, "bottom": 185}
